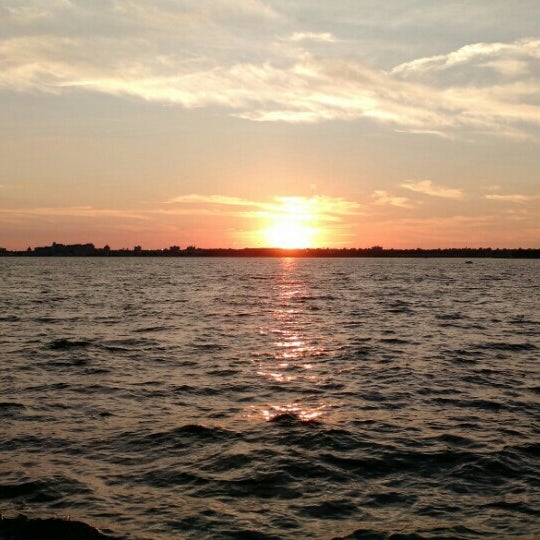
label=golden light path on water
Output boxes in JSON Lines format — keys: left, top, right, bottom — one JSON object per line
{"left": 249, "top": 257, "right": 330, "bottom": 423}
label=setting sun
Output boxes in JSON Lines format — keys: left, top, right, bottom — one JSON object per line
{"left": 263, "top": 220, "right": 316, "bottom": 249}
{"left": 259, "top": 197, "right": 323, "bottom": 248}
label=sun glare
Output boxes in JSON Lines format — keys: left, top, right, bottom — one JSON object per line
{"left": 264, "top": 220, "right": 316, "bottom": 249}
{"left": 261, "top": 197, "right": 322, "bottom": 248}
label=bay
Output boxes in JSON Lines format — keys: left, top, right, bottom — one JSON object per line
{"left": 1, "top": 257, "right": 539, "bottom": 539}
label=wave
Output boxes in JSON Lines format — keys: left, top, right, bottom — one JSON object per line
{"left": 0, "top": 401, "right": 25, "bottom": 414}
{"left": 2, "top": 257, "right": 539, "bottom": 539}
{"left": 332, "top": 524, "right": 484, "bottom": 539}
{"left": 0, "top": 476, "right": 91, "bottom": 504}
{"left": 48, "top": 338, "right": 92, "bottom": 350}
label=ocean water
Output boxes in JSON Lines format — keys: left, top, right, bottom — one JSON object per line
{"left": 0, "top": 257, "right": 539, "bottom": 540}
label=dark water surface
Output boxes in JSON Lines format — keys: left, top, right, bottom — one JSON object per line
{"left": 1, "top": 258, "right": 539, "bottom": 539}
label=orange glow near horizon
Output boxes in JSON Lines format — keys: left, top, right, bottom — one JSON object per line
{"left": 263, "top": 220, "right": 317, "bottom": 248}
{"left": 259, "top": 197, "right": 324, "bottom": 248}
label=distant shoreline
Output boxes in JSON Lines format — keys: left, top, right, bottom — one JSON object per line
{"left": 1, "top": 243, "right": 539, "bottom": 258}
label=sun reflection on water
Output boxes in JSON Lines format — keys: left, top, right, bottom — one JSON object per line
{"left": 258, "top": 403, "right": 329, "bottom": 423}
{"left": 250, "top": 258, "right": 331, "bottom": 423}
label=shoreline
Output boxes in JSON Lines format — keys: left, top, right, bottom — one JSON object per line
{"left": 1, "top": 245, "right": 540, "bottom": 259}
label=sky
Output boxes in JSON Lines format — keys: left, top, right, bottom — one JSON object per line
{"left": 1, "top": 0, "right": 539, "bottom": 249}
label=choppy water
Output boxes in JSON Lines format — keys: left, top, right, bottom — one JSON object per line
{"left": 1, "top": 257, "right": 539, "bottom": 539}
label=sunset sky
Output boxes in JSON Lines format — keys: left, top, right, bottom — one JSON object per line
{"left": 1, "top": 1, "right": 539, "bottom": 249}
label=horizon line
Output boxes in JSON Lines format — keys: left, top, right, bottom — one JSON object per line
{"left": 1, "top": 243, "right": 539, "bottom": 254}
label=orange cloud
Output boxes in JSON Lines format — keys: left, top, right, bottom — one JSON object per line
{"left": 401, "top": 180, "right": 463, "bottom": 199}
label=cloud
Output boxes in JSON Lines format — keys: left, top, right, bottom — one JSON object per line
{"left": 1, "top": 3, "right": 539, "bottom": 138}
{"left": 271, "top": 195, "right": 364, "bottom": 221}
{"left": 166, "top": 193, "right": 363, "bottom": 221}
{"left": 485, "top": 193, "right": 539, "bottom": 203}
{"left": 0, "top": 206, "right": 150, "bottom": 220}
{"left": 401, "top": 180, "right": 463, "bottom": 199}
{"left": 167, "top": 194, "right": 257, "bottom": 207}
{"left": 288, "top": 32, "right": 336, "bottom": 43}
{"left": 372, "top": 190, "right": 414, "bottom": 208}
{"left": 0, "top": 194, "right": 363, "bottom": 231}
{"left": 391, "top": 40, "right": 540, "bottom": 81}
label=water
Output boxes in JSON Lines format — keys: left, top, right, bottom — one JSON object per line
{"left": 1, "top": 257, "right": 539, "bottom": 539}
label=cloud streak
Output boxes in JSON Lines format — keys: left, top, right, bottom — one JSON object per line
{"left": 401, "top": 180, "right": 463, "bottom": 199}
{"left": 0, "top": 194, "right": 363, "bottom": 224}
{"left": 372, "top": 190, "right": 414, "bottom": 209}
{"left": 485, "top": 194, "right": 539, "bottom": 203}
{"left": 167, "top": 194, "right": 258, "bottom": 207}
{"left": 288, "top": 32, "right": 336, "bottom": 43}
{"left": 0, "top": 206, "right": 150, "bottom": 220}
{"left": 166, "top": 194, "right": 363, "bottom": 222}
{"left": 0, "top": 2, "right": 539, "bottom": 139}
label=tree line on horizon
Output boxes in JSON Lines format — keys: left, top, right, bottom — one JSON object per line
{"left": 1, "top": 242, "right": 539, "bottom": 258}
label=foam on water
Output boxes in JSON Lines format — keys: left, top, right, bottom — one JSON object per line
{"left": 1, "top": 257, "right": 539, "bottom": 539}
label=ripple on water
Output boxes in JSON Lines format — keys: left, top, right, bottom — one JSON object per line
{"left": 1, "top": 257, "right": 539, "bottom": 539}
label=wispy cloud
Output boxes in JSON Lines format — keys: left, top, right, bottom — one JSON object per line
{"left": 372, "top": 190, "right": 414, "bottom": 209}
{"left": 485, "top": 193, "right": 539, "bottom": 203}
{"left": 288, "top": 32, "right": 336, "bottom": 43}
{"left": 166, "top": 194, "right": 363, "bottom": 221}
{"left": 0, "top": 195, "right": 363, "bottom": 229}
{"left": 401, "top": 180, "right": 463, "bottom": 199}
{"left": 391, "top": 40, "right": 540, "bottom": 79}
{"left": 167, "top": 194, "right": 257, "bottom": 207}
{"left": 0, "top": 206, "right": 150, "bottom": 220}
{"left": 1, "top": 2, "right": 539, "bottom": 139}
{"left": 162, "top": 193, "right": 365, "bottom": 247}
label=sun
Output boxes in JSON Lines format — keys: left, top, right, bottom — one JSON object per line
{"left": 260, "top": 197, "right": 322, "bottom": 249}
{"left": 263, "top": 219, "right": 316, "bottom": 249}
